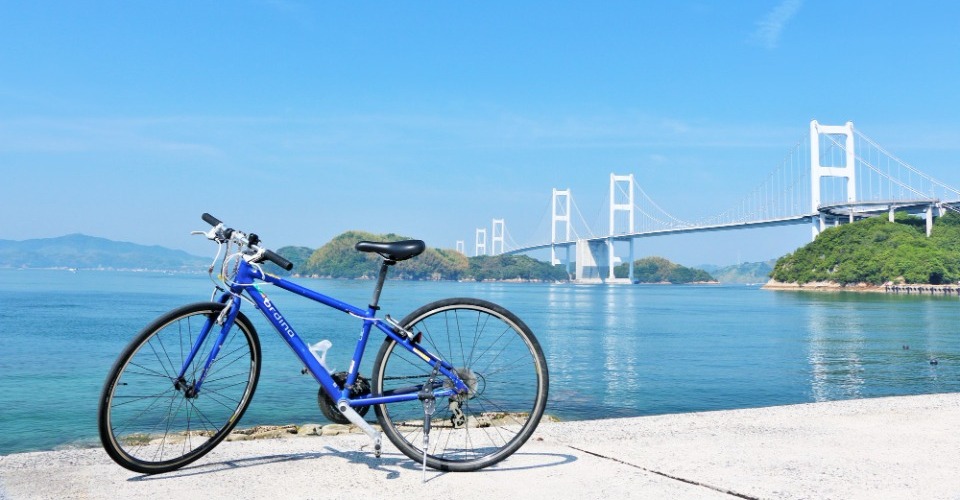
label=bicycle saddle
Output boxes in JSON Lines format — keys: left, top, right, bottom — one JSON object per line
{"left": 355, "top": 240, "right": 426, "bottom": 262}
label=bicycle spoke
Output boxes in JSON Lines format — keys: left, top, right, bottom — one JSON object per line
{"left": 100, "top": 303, "right": 260, "bottom": 474}
{"left": 374, "top": 299, "right": 547, "bottom": 472}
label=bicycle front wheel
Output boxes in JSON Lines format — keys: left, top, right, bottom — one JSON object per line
{"left": 372, "top": 298, "right": 549, "bottom": 472}
{"left": 98, "top": 302, "right": 261, "bottom": 474}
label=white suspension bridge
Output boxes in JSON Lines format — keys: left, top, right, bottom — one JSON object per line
{"left": 458, "top": 120, "right": 960, "bottom": 284}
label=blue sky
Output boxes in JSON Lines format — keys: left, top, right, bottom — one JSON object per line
{"left": 2, "top": 1, "right": 959, "bottom": 266}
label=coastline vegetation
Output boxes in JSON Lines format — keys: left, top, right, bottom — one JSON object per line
{"left": 271, "top": 230, "right": 569, "bottom": 282}
{"left": 770, "top": 212, "right": 960, "bottom": 286}
{"left": 273, "top": 231, "right": 714, "bottom": 283}
{"left": 1, "top": 230, "right": 724, "bottom": 285}
{"left": 613, "top": 256, "right": 716, "bottom": 283}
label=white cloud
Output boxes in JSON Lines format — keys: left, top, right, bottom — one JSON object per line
{"left": 753, "top": 0, "right": 803, "bottom": 49}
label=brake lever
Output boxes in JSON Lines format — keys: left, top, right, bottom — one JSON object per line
{"left": 191, "top": 223, "right": 229, "bottom": 242}
{"left": 191, "top": 227, "right": 220, "bottom": 240}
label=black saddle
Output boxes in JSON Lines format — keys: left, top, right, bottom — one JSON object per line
{"left": 355, "top": 240, "right": 426, "bottom": 262}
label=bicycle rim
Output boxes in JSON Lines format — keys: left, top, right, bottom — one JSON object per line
{"left": 373, "top": 298, "right": 548, "bottom": 471}
{"left": 98, "top": 302, "right": 261, "bottom": 474}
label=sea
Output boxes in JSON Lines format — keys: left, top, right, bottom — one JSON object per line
{"left": 1, "top": 268, "right": 958, "bottom": 456}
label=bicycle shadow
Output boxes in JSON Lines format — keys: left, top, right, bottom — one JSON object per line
{"left": 127, "top": 443, "right": 576, "bottom": 483}
{"left": 126, "top": 449, "right": 336, "bottom": 482}
{"left": 332, "top": 447, "right": 578, "bottom": 482}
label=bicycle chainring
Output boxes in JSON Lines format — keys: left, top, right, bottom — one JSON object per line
{"left": 317, "top": 371, "right": 371, "bottom": 425}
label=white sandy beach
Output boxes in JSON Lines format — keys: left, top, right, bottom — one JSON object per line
{"left": 2, "top": 393, "right": 959, "bottom": 500}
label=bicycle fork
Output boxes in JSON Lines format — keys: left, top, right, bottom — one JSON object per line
{"left": 176, "top": 304, "right": 237, "bottom": 398}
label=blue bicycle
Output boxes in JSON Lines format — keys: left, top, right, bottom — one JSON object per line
{"left": 97, "top": 214, "right": 549, "bottom": 474}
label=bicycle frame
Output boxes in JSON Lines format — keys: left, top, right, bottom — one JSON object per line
{"left": 181, "top": 257, "right": 469, "bottom": 410}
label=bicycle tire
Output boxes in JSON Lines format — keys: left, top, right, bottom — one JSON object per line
{"left": 372, "top": 298, "right": 548, "bottom": 472}
{"left": 98, "top": 302, "right": 261, "bottom": 474}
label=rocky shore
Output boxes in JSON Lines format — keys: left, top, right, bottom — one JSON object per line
{"left": 225, "top": 413, "right": 563, "bottom": 442}
{"left": 224, "top": 423, "right": 364, "bottom": 440}
{"left": 764, "top": 279, "right": 960, "bottom": 294}
{"left": 762, "top": 279, "right": 887, "bottom": 292}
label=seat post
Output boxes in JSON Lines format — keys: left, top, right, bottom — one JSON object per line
{"left": 369, "top": 259, "right": 395, "bottom": 310}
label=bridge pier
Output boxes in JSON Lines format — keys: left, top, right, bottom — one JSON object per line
{"left": 575, "top": 239, "right": 606, "bottom": 283}
{"left": 607, "top": 239, "right": 615, "bottom": 281}
{"left": 573, "top": 238, "right": 631, "bottom": 284}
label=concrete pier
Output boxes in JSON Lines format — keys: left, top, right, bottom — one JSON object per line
{"left": 2, "top": 393, "right": 958, "bottom": 499}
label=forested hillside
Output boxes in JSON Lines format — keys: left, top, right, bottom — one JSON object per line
{"left": 613, "top": 256, "right": 716, "bottom": 283}
{"left": 770, "top": 212, "right": 960, "bottom": 285}
{"left": 270, "top": 230, "right": 566, "bottom": 281}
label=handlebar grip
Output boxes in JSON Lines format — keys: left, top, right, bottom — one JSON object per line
{"left": 265, "top": 249, "right": 294, "bottom": 271}
{"left": 202, "top": 213, "right": 222, "bottom": 227}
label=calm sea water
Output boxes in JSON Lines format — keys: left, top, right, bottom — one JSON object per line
{"left": 1, "top": 269, "right": 958, "bottom": 455}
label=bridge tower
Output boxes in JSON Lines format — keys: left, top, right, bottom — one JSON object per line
{"left": 491, "top": 219, "right": 505, "bottom": 255}
{"left": 456, "top": 240, "right": 465, "bottom": 254}
{"left": 609, "top": 173, "right": 636, "bottom": 282}
{"left": 810, "top": 120, "right": 856, "bottom": 239}
{"left": 475, "top": 228, "right": 487, "bottom": 256}
{"left": 551, "top": 188, "right": 572, "bottom": 270}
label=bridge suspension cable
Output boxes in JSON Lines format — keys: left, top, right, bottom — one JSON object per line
{"left": 858, "top": 130, "right": 960, "bottom": 202}
{"left": 570, "top": 196, "right": 596, "bottom": 239}
{"left": 685, "top": 134, "right": 811, "bottom": 227}
{"left": 633, "top": 182, "right": 692, "bottom": 229}
{"left": 817, "top": 130, "right": 960, "bottom": 207}
{"left": 505, "top": 228, "right": 522, "bottom": 252}
{"left": 496, "top": 121, "right": 960, "bottom": 257}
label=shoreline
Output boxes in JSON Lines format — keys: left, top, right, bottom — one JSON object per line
{"left": 762, "top": 278, "right": 960, "bottom": 294}
{"left": 762, "top": 279, "right": 887, "bottom": 293}
{"left": 3, "top": 393, "right": 958, "bottom": 499}
{"left": 0, "top": 393, "right": 953, "bottom": 456}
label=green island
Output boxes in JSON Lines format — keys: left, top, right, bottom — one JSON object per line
{"left": 613, "top": 256, "right": 717, "bottom": 284}
{"left": 270, "top": 230, "right": 568, "bottom": 282}
{"left": 769, "top": 212, "right": 960, "bottom": 287}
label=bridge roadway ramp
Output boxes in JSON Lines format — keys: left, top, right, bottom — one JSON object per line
{"left": 2, "top": 393, "right": 958, "bottom": 499}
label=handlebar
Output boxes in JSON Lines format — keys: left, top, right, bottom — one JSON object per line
{"left": 200, "top": 213, "right": 294, "bottom": 271}
{"left": 201, "top": 213, "right": 222, "bottom": 227}
{"left": 263, "top": 249, "right": 293, "bottom": 271}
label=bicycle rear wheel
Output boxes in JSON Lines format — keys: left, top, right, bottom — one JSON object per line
{"left": 372, "top": 298, "right": 549, "bottom": 472}
{"left": 98, "top": 302, "right": 261, "bottom": 474}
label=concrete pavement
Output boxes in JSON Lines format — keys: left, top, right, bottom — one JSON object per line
{"left": 2, "top": 393, "right": 958, "bottom": 499}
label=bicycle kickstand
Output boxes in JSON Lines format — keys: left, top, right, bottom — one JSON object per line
{"left": 418, "top": 368, "right": 439, "bottom": 482}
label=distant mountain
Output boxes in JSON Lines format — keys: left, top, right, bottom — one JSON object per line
{"left": 0, "top": 234, "right": 208, "bottom": 271}
{"left": 705, "top": 260, "right": 776, "bottom": 284}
